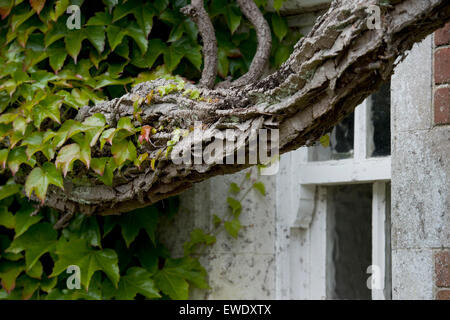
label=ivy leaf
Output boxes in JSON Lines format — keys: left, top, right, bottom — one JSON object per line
{"left": 0, "top": 206, "right": 14, "bottom": 229}
{"left": 106, "top": 206, "right": 158, "bottom": 248}
{"left": 252, "top": 181, "right": 266, "bottom": 196}
{"left": 0, "top": 261, "right": 25, "bottom": 294}
{"left": 106, "top": 25, "right": 127, "bottom": 51}
{"left": 14, "top": 200, "right": 42, "bottom": 238}
{"left": 85, "top": 26, "right": 106, "bottom": 53}
{"left": 7, "top": 147, "right": 36, "bottom": 176}
{"left": 107, "top": 267, "right": 160, "bottom": 300}
{"left": 26, "top": 260, "right": 43, "bottom": 280}
{"left": 25, "top": 162, "right": 64, "bottom": 203}
{"left": 6, "top": 223, "right": 57, "bottom": 271}
{"left": 32, "top": 95, "right": 63, "bottom": 128}
{"left": 65, "top": 29, "right": 85, "bottom": 63}
{"left": 225, "top": 5, "right": 241, "bottom": 34}
{"left": 320, "top": 134, "right": 330, "bottom": 148}
{"left": 30, "top": 0, "right": 46, "bottom": 15}
{"left": 55, "top": 143, "right": 87, "bottom": 176}
{"left": 226, "top": 197, "right": 242, "bottom": 217}
{"left": 0, "top": 183, "right": 21, "bottom": 201}
{"left": 48, "top": 46, "right": 67, "bottom": 72}
{"left": 0, "top": 149, "right": 8, "bottom": 169}
{"left": 183, "top": 229, "right": 216, "bottom": 255}
{"left": 90, "top": 157, "right": 108, "bottom": 176}
{"left": 229, "top": 182, "right": 240, "bottom": 194}
{"left": 50, "top": 238, "right": 120, "bottom": 289}
{"left": 111, "top": 139, "right": 137, "bottom": 167}
{"left": 272, "top": 14, "right": 288, "bottom": 42}
{"left": 224, "top": 218, "right": 242, "bottom": 239}
{"left": 154, "top": 257, "right": 208, "bottom": 299}
{"left": 273, "top": 0, "right": 286, "bottom": 12}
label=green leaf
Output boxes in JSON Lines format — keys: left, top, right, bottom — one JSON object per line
{"left": 229, "top": 182, "right": 240, "bottom": 194}
{"left": 272, "top": 14, "right": 288, "bottom": 41}
{"left": 154, "top": 257, "right": 208, "bottom": 299}
{"left": 320, "top": 134, "right": 330, "bottom": 148}
{"left": 0, "top": 261, "right": 25, "bottom": 293}
{"left": 7, "top": 223, "right": 57, "bottom": 271}
{"left": 252, "top": 181, "right": 266, "bottom": 196}
{"left": 14, "top": 201, "right": 42, "bottom": 238}
{"left": 183, "top": 229, "right": 216, "bottom": 255}
{"left": 85, "top": 26, "right": 106, "bottom": 54}
{"left": 226, "top": 197, "right": 242, "bottom": 217}
{"left": 55, "top": 143, "right": 87, "bottom": 176}
{"left": 7, "top": 147, "right": 36, "bottom": 175}
{"left": 30, "top": 0, "right": 46, "bottom": 14}
{"left": 48, "top": 46, "right": 67, "bottom": 72}
{"left": 225, "top": 5, "right": 241, "bottom": 34}
{"left": 32, "top": 95, "right": 63, "bottom": 128}
{"left": 106, "top": 25, "right": 126, "bottom": 51}
{"left": 26, "top": 260, "right": 43, "bottom": 279}
{"left": 108, "top": 267, "right": 160, "bottom": 300}
{"left": 0, "top": 206, "right": 14, "bottom": 229}
{"left": 65, "top": 29, "right": 85, "bottom": 63}
{"left": 224, "top": 218, "right": 242, "bottom": 239}
{"left": 50, "top": 238, "right": 120, "bottom": 289}
{"left": 111, "top": 139, "right": 137, "bottom": 167}
{"left": 90, "top": 157, "right": 108, "bottom": 176}
{"left": 0, "top": 183, "right": 21, "bottom": 201}
{"left": 107, "top": 206, "right": 158, "bottom": 248}
{"left": 24, "top": 162, "right": 64, "bottom": 202}
{"left": 273, "top": 0, "right": 286, "bottom": 12}
{"left": 164, "top": 45, "right": 183, "bottom": 73}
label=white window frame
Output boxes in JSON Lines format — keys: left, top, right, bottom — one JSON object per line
{"left": 276, "top": 99, "right": 391, "bottom": 300}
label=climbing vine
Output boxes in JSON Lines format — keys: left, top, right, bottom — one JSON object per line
{"left": 0, "top": 0, "right": 294, "bottom": 299}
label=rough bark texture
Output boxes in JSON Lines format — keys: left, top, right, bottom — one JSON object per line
{"left": 36, "top": 0, "right": 450, "bottom": 219}
{"left": 181, "top": 0, "right": 218, "bottom": 88}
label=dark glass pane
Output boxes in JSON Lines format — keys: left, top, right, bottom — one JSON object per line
{"left": 309, "top": 112, "right": 354, "bottom": 161}
{"left": 326, "top": 184, "right": 372, "bottom": 300}
{"left": 370, "top": 82, "right": 391, "bottom": 157}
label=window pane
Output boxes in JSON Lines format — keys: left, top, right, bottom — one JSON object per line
{"left": 370, "top": 82, "right": 391, "bottom": 157}
{"left": 326, "top": 184, "right": 372, "bottom": 300}
{"left": 308, "top": 112, "right": 354, "bottom": 161}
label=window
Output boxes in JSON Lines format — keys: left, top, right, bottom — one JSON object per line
{"left": 284, "top": 82, "right": 392, "bottom": 300}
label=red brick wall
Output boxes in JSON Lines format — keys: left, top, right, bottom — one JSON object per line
{"left": 435, "top": 250, "right": 450, "bottom": 300}
{"left": 433, "top": 24, "right": 450, "bottom": 301}
{"left": 434, "top": 23, "right": 450, "bottom": 125}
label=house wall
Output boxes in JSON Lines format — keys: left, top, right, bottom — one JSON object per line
{"left": 158, "top": 4, "right": 449, "bottom": 301}
{"left": 390, "top": 24, "right": 450, "bottom": 300}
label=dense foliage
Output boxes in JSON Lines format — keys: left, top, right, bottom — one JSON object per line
{"left": 0, "top": 0, "right": 297, "bottom": 299}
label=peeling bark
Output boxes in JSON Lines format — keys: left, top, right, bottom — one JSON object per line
{"left": 27, "top": 0, "right": 450, "bottom": 219}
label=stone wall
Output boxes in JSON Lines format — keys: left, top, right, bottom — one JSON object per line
{"left": 391, "top": 25, "right": 450, "bottom": 300}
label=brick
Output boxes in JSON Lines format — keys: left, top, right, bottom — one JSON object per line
{"left": 435, "top": 48, "right": 450, "bottom": 84}
{"left": 436, "top": 290, "right": 450, "bottom": 300}
{"left": 435, "top": 251, "right": 450, "bottom": 287}
{"left": 434, "top": 87, "right": 450, "bottom": 125}
{"left": 435, "top": 22, "right": 450, "bottom": 46}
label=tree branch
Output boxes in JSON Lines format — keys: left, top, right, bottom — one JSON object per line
{"left": 227, "top": 0, "right": 272, "bottom": 88}
{"left": 20, "top": 0, "right": 450, "bottom": 219}
{"left": 181, "top": 0, "right": 218, "bottom": 89}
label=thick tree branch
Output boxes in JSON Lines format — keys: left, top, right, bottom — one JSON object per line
{"left": 181, "top": 0, "right": 218, "bottom": 88}
{"left": 24, "top": 0, "right": 449, "bottom": 220}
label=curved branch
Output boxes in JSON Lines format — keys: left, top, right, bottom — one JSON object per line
{"left": 181, "top": 0, "right": 218, "bottom": 89}
{"left": 230, "top": 0, "right": 272, "bottom": 87}
{"left": 20, "top": 0, "right": 450, "bottom": 219}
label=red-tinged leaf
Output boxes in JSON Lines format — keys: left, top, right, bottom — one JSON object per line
{"left": 139, "top": 125, "right": 152, "bottom": 144}
{"left": 30, "top": 0, "right": 46, "bottom": 14}
{"left": 0, "top": 0, "right": 13, "bottom": 19}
